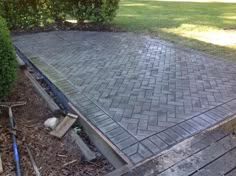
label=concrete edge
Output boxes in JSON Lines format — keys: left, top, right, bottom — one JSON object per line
{"left": 104, "top": 164, "right": 132, "bottom": 176}
{"left": 68, "top": 102, "right": 132, "bottom": 169}
{"left": 16, "top": 54, "right": 27, "bottom": 69}
{"left": 207, "top": 114, "right": 236, "bottom": 133}
{"left": 69, "top": 130, "right": 96, "bottom": 161}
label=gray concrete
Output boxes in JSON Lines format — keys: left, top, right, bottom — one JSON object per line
{"left": 69, "top": 130, "right": 96, "bottom": 161}
{"left": 13, "top": 31, "right": 236, "bottom": 164}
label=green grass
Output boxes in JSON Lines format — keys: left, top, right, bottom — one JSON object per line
{"left": 114, "top": 0, "right": 236, "bottom": 60}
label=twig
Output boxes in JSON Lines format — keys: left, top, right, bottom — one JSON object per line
{"left": 23, "top": 124, "right": 39, "bottom": 128}
{"left": 25, "top": 144, "right": 41, "bottom": 176}
{"left": 57, "top": 154, "right": 67, "bottom": 158}
{"left": 62, "top": 160, "right": 77, "bottom": 167}
{"left": 0, "top": 154, "right": 3, "bottom": 173}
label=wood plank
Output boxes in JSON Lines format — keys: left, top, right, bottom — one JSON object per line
{"left": 226, "top": 167, "right": 236, "bottom": 176}
{"left": 158, "top": 135, "right": 236, "bottom": 176}
{"left": 50, "top": 113, "right": 78, "bottom": 138}
{"left": 193, "top": 147, "right": 236, "bottom": 176}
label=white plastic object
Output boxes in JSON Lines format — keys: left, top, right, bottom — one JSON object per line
{"left": 44, "top": 117, "right": 59, "bottom": 130}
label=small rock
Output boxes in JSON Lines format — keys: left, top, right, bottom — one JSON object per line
{"left": 44, "top": 117, "right": 59, "bottom": 130}
{"left": 96, "top": 152, "right": 102, "bottom": 157}
{"left": 73, "top": 127, "right": 82, "bottom": 134}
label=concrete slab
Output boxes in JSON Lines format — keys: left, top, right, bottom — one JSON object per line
{"left": 13, "top": 31, "right": 236, "bottom": 165}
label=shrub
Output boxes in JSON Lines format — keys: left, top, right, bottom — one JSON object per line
{"left": 69, "top": 0, "right": 120, "bottom": 23}
{"left": 0, "top": 0, "right": 52, "bottom": 29}
{"left": 0, "top": 16, "right": 17, "bottom": 98}
{"left": 0, "top": 0, "right": 120, "bottom": 29}
{"left": 47, "top": 0, "right": 68, "bottom": 24}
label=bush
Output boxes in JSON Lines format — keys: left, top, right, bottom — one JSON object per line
{"left": 0, "top": 0, "right": 49, "bottom": 29}
{"left": 47, "top": 0, "right": 68, "bottom": 24}
{"left": 0, "top": 0, "right": 120, "bottom": 29}
{"left": 69, "top": 0, "right": 120, "bottom": 23}
{"left": 0, "top": 16, "right": 17, "bottom": 98}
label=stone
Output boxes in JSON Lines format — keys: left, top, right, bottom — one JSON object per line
{"left": 44, "top": 117, "right": 59, "bottom": 130}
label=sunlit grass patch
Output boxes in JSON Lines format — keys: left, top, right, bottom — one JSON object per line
{"left": 114, "top": 0, "right": 236, "bottom": 59}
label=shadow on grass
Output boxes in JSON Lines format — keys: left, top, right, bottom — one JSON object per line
{"left": 115, "top": 0, "right": 236, "bottom": 60}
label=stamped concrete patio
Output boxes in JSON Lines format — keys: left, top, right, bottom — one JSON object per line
{"left": 13, "top": 31, "right": 236, "bottom": 165}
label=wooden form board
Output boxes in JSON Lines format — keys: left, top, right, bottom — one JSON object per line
{"left": 50, "top": 113, "right": 78, "bottom": 138}
{"left": 0, "top": 155, "right": 3, "bottom": 173}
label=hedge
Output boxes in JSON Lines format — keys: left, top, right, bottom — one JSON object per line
{"left": 0, "top": 0, "right": 51, "bottom": 29}
{"left": 69, "top": 0, "right": 120, "bottom": 23}
{"left": 0, "top": 0, "right": 120, "bottom": 29}
{"left": 0, "top": 16, "right": 17, "bottom": 98}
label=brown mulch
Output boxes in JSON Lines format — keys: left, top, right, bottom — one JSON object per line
{"left": 0, "top": 70, "right": 113, "bottom": 176}
{"left": 11, "top": 22, "right": 124, "bottom": 36}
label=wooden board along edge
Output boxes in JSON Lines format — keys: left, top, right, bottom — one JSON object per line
{"left": 67, "top": 113, "right": 78, "bottom": 119}
{"left": 50, "top": 113, "right": 78, "bottom": 138}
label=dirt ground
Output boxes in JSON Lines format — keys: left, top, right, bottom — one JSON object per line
{"left": 11, "top": 22, "right": 124, "bottom": 36}
{"left": 0, "top": 70, "right": 113, "bottom": 176}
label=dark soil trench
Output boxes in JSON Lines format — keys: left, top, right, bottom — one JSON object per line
{"left": 0, "top": 70, "right": 113, "bottom": 176}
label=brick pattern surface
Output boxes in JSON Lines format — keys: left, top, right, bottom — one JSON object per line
{"left": 14, "top": 31, "right": 236, "bottom": 164}
{"left": 123, "top": 128, "right": 234, "bottom": 176}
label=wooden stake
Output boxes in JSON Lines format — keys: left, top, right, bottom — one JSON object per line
{"left": 62, "top": 160, "right": 77, "bottom": 167}
{"left": 25, "top": 144, "right": 41, "bottom": 176}
{"left": 0, "top": 154, "right": 3, "bottom": 174}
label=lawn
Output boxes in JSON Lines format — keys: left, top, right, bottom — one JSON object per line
{"left": 114, "top": 0, "right": 236, "bottom": 60}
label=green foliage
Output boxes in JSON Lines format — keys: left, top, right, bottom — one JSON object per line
{"left": 115, "top": 0, "right": 236, "bottom": 60}
{"left": 0, "top": 0, "right": 46, "bottom": 29}
{"left": 0, "top": 17, "right": 17, "bottom": 98}
{"left": 47, "top": 0, "right": 68, "bottom": 24}
{"left": 69, "top": 0, "right": 120, "bottom": 23}
{"left": 0, "top": 0, "right": 120, "bottom": 29}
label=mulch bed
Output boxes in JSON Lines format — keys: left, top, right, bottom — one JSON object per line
{"left": 11, "top": 22, "right": 124, "bottom": 36}
{"left": 0, "top": 70, "right": 113, "bottom": 176}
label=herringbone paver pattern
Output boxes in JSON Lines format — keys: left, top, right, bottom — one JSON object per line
{"left": 14, "top": 31, "right": 236, "bottom": 164}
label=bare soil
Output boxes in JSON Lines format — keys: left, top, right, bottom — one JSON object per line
{"left": 0, "top": 70, "right": 113, "bottom": 176}
{"left": 11, "top": 22, "right": 124, "bottom": 36}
